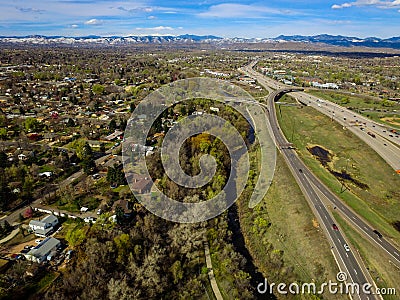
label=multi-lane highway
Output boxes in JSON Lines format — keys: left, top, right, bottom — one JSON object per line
{"left": 242, "top": 63, "right": 400, "bottom": 267}
{"left": 241, "top": 61, "right": 400, "bottom": 171}
{"left": 293, "top": 92, "right": 400, "bottom": 171}
{"left": 265, "top": 89, "right": 374, "bottom": 300}
{"left": 241, "top": 62, "right": 400, "bottom": 299}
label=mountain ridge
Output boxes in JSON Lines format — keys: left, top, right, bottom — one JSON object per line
{"left": 1, "top": 34, "right": 400, "bottom": 49}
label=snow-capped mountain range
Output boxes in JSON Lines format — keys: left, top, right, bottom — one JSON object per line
{"left": 1, "top": 34, "right": 400, "bottom": 49}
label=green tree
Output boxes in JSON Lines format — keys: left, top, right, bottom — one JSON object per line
{"left": 23, "top": 117, "right": 40, "bottom": 132}
{"left": 0, "top": 128, "right": 6, "bottom": 140}
{"left": 115, "top": 205, "right": 124, "bottom": 225}
{"left": 92, "top": 84, "right": 105, "bottom": 95}
{"left": 109, "top": 119, "right": 117, "bottom": 132}
{"left": 0, "top": 151, "right": 7, "bottom": 168}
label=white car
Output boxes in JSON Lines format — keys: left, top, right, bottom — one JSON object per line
{"left": 35, "top": 239, "right": 43, "bottom": 244}
{"left": 344, "top": 244, "right": 351, "bottom": 252}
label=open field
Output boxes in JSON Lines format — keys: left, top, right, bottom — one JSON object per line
{"left": 277, "top": 102, "right": 400, "bottom": 246}
{"left": 307, "top": 90, "right": 400, "bottom": 129}
{"left": 238, "top": 150, "right": 341, "bottom": 299}
{"left": 332, "top": 211, "right": 400, "bottom": 300}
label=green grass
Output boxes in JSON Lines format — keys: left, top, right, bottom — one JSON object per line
{"left": 277, "top": 103, "right": 400, "bottom": 246}
{"left": 332, "top": 211, "right": 400, "bottom": 300}
{"left": 38, "top": 165, "right": 56, "bottom": 173}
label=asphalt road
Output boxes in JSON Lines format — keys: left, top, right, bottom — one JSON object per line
{"left": 241, "top": 63, "right": 392, "bottom": 300}
{"left": 240, "top": 61, "right": 400, "bottom": 171}
{"left": 1, "top": 147, "right": 119, "bottom": 226}
{"left": 242, "top": 64, "right": 400, "bottom": 268}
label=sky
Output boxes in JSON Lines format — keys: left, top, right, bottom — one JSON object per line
{"left": 0, "top": 0, "right": 400, "bottom": 38}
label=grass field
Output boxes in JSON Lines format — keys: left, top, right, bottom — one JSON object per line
{"left": 307, "top": 90, "right": 400, "bottom": 129}
{"left": 238, "top": 150, "right": 342, "bottom": 300}
{"left": 276, "top": 102, "right": 400, "bottom": 246}
{"left": 332, "top": 211, "right": 400, "bottom": 300}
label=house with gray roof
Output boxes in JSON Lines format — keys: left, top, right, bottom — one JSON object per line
{"left": 29, "top": 214, "right": 59, "bottom": 237}
{"left": 24, "top": 237, "right": 61, "bottom": 263}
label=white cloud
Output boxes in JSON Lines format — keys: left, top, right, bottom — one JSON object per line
{"left": 198, "top": 3, "right": 291, "bottom": 18}
{"left": 332, "top": 0, "right": 400, "bottom": 9}
{"left": 70, "top": 24, "right": 79, "bottom": 28}
{"left": 147, "top": 15, "right": 157, "bottom": 19}
{"left": 84, "top": 19, "right": 103, "bottom": 25}
{"left": 136, "top": 26, "right": 174, "bottom": 31}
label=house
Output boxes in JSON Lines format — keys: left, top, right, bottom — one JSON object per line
{"left": 131, "top": 178, "right": 152, "bottom": 193}
{"left": 18, "top": 153, "right": 27, "bottom": 161}
{"left": 38, "top": 171, "right": 53, "bottom": 178}
{"left": 29, "top": 214, "right": 59, "bottom": 237}
{"left": 105, "top": 130, "right": 123, "bottom": 141}
{"left": 112, "top": 199, "right": 133, "bottom": 217}
{"left": 24, "top": 237, "right": 61, "bottom": 263}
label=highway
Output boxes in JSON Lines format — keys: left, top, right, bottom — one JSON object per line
{"left": 240, "top": 63, "right": 400, "bottom": 299}
{"left": 241, "top": 61, "right": 400, "bottom": 171}
{"left": 242, "top": 63, "right": 400, "bottom": 268}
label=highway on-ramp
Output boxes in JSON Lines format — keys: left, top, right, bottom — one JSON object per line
{"left": 242, "top": 64, "right": 400, "bottom": 269}
{"left": 241, "top": 63, "right": 400, "bottom": 299}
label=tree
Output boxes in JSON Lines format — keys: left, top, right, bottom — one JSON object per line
{"left": 0, "top": 128, "right": 6, "bottom": 140}
{"left": 23, "top": 117, "right": 40, "bottom": 132}
{"left": 100, "top": 143, "right": 106, "bottom": 153}
{"left": 23, "top": 207, "right": 33, "bottom": 219}
{"left": 107, "top": 164, "right": 126, "bottom": 186}
{"left": 66, "top": 118, "right": 75, "bottom": 127}
{"left": 75, "top": 140, "right": 92, "bottom": 161}
{"left": 0, "top": 151, "right": 7, "bottom": 168}
{"left": 82, "top": 158, "right": 96, "bottom": 175}
{"left": 92, "top": 84, "right": 105, "bottom": 95}
{"left": 109, "top": 119, "right": 117, "bottom": 132}
{"left": 115, "top": 205, "right": 124, "bottom": 225}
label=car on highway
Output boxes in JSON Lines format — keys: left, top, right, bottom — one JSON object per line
{"left": 344, "top": 244, "right": 351, "bottom": 252}
{"left": 332, "top": 224, "right": 339, "bottom": 231}
{"left": 373, "top": 230, "right": 383, "bottom": 238}
{"left": 299, "top": 169, "right": 303, "bottom": 173}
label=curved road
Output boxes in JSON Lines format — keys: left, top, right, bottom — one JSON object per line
{"left": 241, "top": 62, "right": 400, "bottom": 299}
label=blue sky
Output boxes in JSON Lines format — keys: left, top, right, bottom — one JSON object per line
{"left": 1, "top": 0, "right": 400, "bottom": 38}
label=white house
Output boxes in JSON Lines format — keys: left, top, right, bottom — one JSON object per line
{"left": 29, "top": 215, "right": 59, "bottom": 237}
{"left": 24, "top": 237, "right": 61, "bottom": 263}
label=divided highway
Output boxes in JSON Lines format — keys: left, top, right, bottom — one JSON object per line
{"left": 241, "top": 63, "right": 400, "bottom": 299}
{"left": 241, "top": 61, "right": 400, "bottom": 171}
{"left": 242, "top": 64, "right": 400, "bottom": 268}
